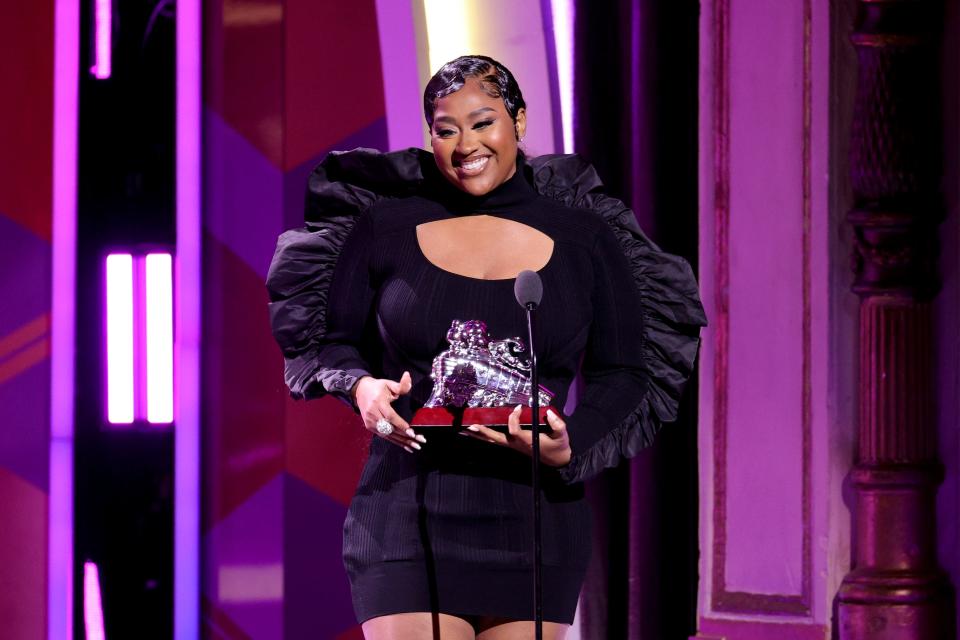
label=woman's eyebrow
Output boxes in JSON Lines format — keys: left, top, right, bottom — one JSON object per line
{"left": 433, "top": 107, "right": 497, "bottom": 125}
{"left": 468, "top": 107, "right": 496, "bottom": 118}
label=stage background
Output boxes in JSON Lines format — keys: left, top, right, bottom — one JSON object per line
{"left": 0, "top": 1, "right": 55, "bottom": 638}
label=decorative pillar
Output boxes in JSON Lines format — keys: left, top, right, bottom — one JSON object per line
{"left": 837, "top": 1, "right": 954, "bottom": 638}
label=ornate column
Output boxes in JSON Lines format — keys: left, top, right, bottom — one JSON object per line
{"left": 837, "top": 1, "right": 954, "bottom": 638}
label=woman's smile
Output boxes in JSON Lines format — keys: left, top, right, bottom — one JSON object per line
{"left": 456, "top": 154, "right": 490, "bottom": 176}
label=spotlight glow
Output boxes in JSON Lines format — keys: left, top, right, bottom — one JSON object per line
{"left": 105, "top": 254, "right": 134, "bottom": 424}
{"left": 90, "top": 0, "right": 112, "bottom": 79}
{"left": 550, "top": 0, "right": 575, "bottom": 153}
{"left": 145, "top": 254, "right": 173, "bottom": 424}
{"left": 422, "top": 0, "right": 469, "bottom": 76}
{"left": 83, "top": 562, "right": 106, "bottom": 640}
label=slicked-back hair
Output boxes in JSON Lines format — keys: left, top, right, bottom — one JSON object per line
{"left": 423, "top": 55, "right": 526, "bottom": 128}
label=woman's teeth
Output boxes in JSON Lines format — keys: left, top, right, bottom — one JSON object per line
{"left": 460, "top": 156, "right": 489, "bottom": 172}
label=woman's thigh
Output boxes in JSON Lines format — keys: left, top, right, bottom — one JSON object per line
{"left": 362, "top": 612, "right": 476, "bottom": 640}
{"left": 475, "top": 618, "right": 568, "bottom": 640}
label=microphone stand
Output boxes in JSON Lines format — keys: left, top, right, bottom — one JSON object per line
{"left": 524, "top": 303, "right": 543, "bottom": 640}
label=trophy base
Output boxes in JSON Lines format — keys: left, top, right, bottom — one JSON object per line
{"left": 411, "top": 406, "right": 556, "bottom": 432}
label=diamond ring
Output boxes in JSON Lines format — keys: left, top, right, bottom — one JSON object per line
{"left": 375, "top": 418, "right": 394, "bottom": 436}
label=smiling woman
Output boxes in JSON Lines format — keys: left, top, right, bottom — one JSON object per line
{"left": 265, "top": 55, "right": 706, "bottom": 640}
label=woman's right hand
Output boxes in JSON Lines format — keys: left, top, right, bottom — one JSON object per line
{"left": 353, "top": 371, "right": 425, "bottom": 452}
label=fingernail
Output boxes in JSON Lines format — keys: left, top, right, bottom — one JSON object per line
{"left": 546, "top": 409, "right": 556, "bottom": 419}
{"left": 416, "top": 434, "right": 427, "bottom": 444}
{"left": 403, "top": 446, "right": 413, "bottom": 453}
{"left": 410, "top": 442, "right": 421, "bottom": 451}
{"left": 467, "top": 425, "right": 480, "bottom": 432}
{"left": 514, "top": 404, "right": 522, "bottom": 413}
{"left": 406, "top": 429, "right": 417, "bottom": 438}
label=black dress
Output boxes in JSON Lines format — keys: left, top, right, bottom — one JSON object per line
{"left": 266, "top": 149, "right": 706, "bottom": 624}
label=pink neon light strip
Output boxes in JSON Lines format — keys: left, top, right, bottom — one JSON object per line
{"left": 106, "top": 254, "right": 134, "bottom": 423}
{"left": 550, "top": 0, "right": 575, "bottom": 153}
{"left": 145, "top": 254, "right": 174, "bottom": 424}
{"left": 176, "top": 0, "right": 201, "bottom": 633}
{"left": 83, "top": 562, "right": 107, "bottom": 640}
{"left": 50, "top": 0, "right": 79, "bottom": 636}
{"left": 90, "top": 0, "right": 112, "bottom": 79}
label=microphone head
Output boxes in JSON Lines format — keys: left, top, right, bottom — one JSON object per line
{"left": 514, "top": 270, "right": 543, "bottom": 309}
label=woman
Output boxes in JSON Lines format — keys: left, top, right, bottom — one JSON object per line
{"left": 267, "top": 56, "right": 705, "bottom": 639}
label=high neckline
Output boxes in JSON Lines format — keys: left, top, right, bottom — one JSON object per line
{"left": 426, "top": 155, "right": 539, "bottom": 215}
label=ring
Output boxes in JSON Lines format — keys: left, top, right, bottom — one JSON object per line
{"left": 375, "top": 418, "right": 394, "bottom": 436}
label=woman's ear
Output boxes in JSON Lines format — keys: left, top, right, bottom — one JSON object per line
{"left": 514, "top": 108, "right": 527, "bottom": 141}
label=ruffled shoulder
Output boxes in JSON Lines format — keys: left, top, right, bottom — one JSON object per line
{"left": 266, "top": 147, "right": 427, "bottom": 398}
{"left": 526, "top": 154, "right": 707, "bottom": 482}
{"left": 302, "top": 147, "right": 427, "bottom": 222}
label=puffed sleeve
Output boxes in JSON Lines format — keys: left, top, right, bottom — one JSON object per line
{"left": 266, "top": 147, "right": 426, "bottom": 404}
{"left": 561, "top": 225, "right": 650, "bottom": 480}
{"left": 266, "top": 211, "right": 377, "bottom": 405}
{"left": 527, "top": 154, "right": 707, "bottom": 483}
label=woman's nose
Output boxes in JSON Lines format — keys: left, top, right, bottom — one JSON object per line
{"left": 455, "top": 130, "right": 478, "bottom": 155}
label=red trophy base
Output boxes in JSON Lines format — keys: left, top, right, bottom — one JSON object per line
{"left": 411, "top": 406, "right": 556, "bottom": 432}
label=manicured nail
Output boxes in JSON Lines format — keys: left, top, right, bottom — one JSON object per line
{"left": 403, "top": 446, "right": 414, "bottom": 453}
{"left": 514, "top": 404, "right": 522, "bottom": 413}
{"left": 410, "top": 442, "right": 421, "bottom": 450}
{"left": 467, "top": 425, "right": 480, "bottom": 432}
{"left": 546, "top": 409, "right": 556, "bottom": 420}
{"left": 406, "top": 429, "right": 417, "bottom": 438}
{"left": 415, "top": 434, "right": 427, "bottom": 444}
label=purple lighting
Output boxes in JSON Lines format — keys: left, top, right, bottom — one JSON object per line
{"left": 50, "top": 0, "right": 79, "bottom": 636}
{"left": 145, "top": 253, "right": 174, "bottom": 424}
{"left": 105, "top": 253, "right": 134, "bottom": 424}
{"left": 83, "top": 562, "right": 106, "bottom": 640}
{"left": 90, "top": 0, "right": 111, "bottom": 79}
{"left": 550, "top": 0, "right": 575, "bottom": 153}
{"left": 105, "top": 252, "right": 174, "bottom": 425}
{"left": 175, "top": 0, "right": 201, "bottom": 634}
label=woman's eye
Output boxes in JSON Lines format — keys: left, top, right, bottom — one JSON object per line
{"left": 436, "top": 129, "right": 456, "bottom": 138}
{"left": 473, "top": 120, "right": 494, "bottom": 130}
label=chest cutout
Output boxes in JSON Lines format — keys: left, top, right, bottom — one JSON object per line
{"left": 416, "top": 215, "right": 555, "bottom": 281}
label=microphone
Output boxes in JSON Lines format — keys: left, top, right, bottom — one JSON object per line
{"left": 514, "top": 269, "right": 543, "bottom": 309}
{"left": 515, "top": 269, "right": 544, "bottom": 640}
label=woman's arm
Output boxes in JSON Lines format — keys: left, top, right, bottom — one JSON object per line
{"left": 559, "top": 224, "right": 650, "bottom": 479}
{"left": 267, "top": 211, "right": 376, "bottom": 404}
{"left": 267, "top": 210, "right": 424, "bottom": 450}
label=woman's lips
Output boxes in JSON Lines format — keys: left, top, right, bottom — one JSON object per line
{"left": 455, "top": 155, "right": 490, "bottom": 177}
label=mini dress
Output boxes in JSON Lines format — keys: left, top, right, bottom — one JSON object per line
{"left": 266, "top": 149, "right": 706, "bottom": 624}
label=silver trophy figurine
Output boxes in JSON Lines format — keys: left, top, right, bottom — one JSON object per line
{"left": 413, "top": 320, "right": 554, "bottom": 428}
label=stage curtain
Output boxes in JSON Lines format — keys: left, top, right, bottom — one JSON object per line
{"left": 571, "top": 1, "right": 700, "bottom": 637}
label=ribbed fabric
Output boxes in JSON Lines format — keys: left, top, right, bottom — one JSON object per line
{"left": 316, "top": 167, "right": 649, "bottom": 623}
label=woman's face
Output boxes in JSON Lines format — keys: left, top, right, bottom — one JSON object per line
{"left": 430, "top": 77, "right": 527, "bottom": 196}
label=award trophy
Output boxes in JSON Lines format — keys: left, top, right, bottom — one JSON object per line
{"left": 410, "top": 319, "right": 556, "bottom": 429}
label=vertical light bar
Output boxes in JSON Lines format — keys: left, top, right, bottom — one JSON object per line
{"left": 422, "top": 0, "right": 469, "bottom": 75}
{"left": 50, "top": 0, "right": 79, "bottom": 635}
{"left": 90, "top": 0, "right": 112, "bottom": 79}
{"left": 176, "top": 0, "right": 201, "bottom": 634}
{"left": 145, "top": 253, "right": 174, "bottom": 424}
{"left": 550, "top": 0, "right": 575, "bottom": 153}
{"left": 105, "top": 254, "right": 135, "bottom": 424}
{"left": 83, "top": 562, "right": 107, "bottom": 640}
{"left": 374, "top": 0, "right": 423, "bottom": 150}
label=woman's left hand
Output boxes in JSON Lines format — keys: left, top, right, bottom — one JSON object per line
{"left": 460, "top": 405, "right": 572, "bottom": 467}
